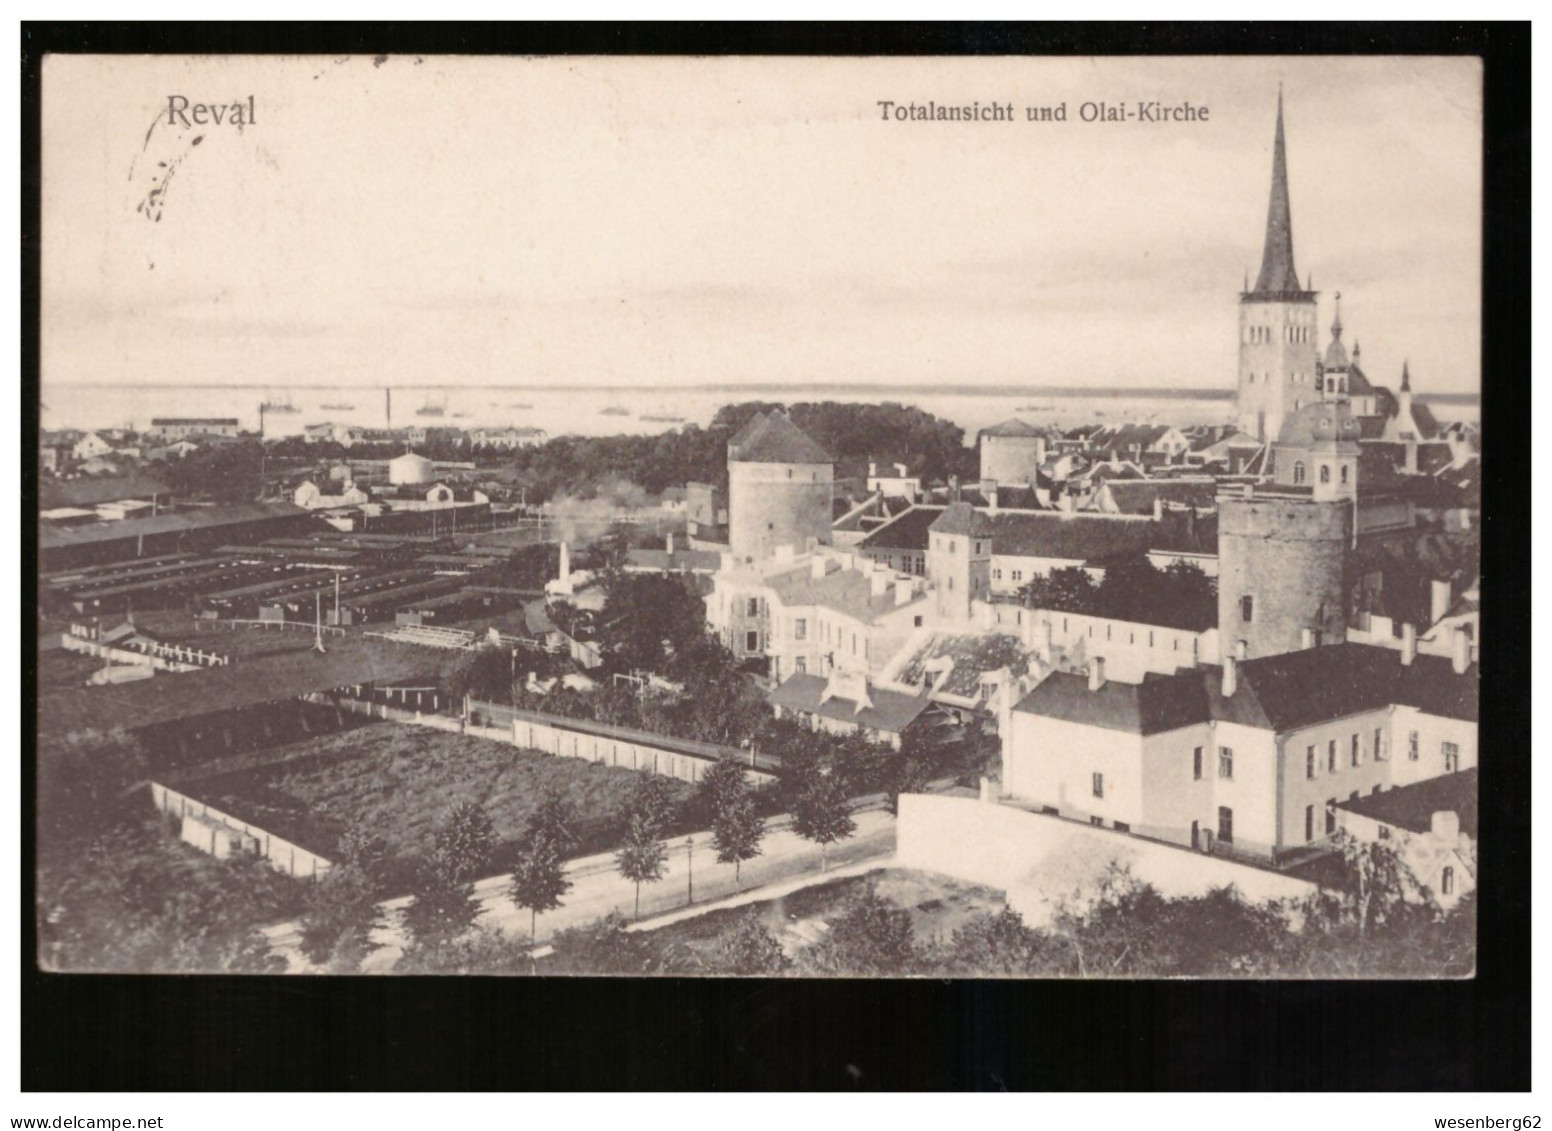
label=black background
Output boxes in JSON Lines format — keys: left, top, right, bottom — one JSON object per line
{"left": 21, "top": 20, "right": 1530, "bottom": 1093}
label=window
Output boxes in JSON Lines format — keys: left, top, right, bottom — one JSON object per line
{"left": 1306, "top": 746, "right": 1316, "bottom": 780}
{"left": 1218, "top": 747, "right": 1234, "bottom": 780}
{"left": 1217, "top": 806, "right": 1234, "bottom": 845}
{"left": 1350, "top": 734, "right": 1360, "bottom": 768}
{"left": 795, "top": 656, "right": 806, "bottom": 674}
{"left": 793, "top": 618, "right": 807, "bottom": 641}
{"left": 745, "top": 631, "right": 759, "bottom": 652}
{"left": 1325, "top": 800, "right": 1337, "bottom": 836}
{"left": 913, "top": 615, "right": 923, "bottom": 628}
{"left": 1092, "top": 772, "right": 1104, "bottom": 799}
{"left": 974, "top": 541, "right": 984, "bottom": 555}
{"left": 1443, "top": 742, "right": 1460, "bottom": 773}
{"left": 1373, "top": 727, "right": 1385, "bottom": 761}
{"left": 1441, "top": 867, "right": 1455, "bottom": 896}
{"left": 1328, "top": 741, "right": 1337, "bottom": 774}
{"left": 1293, "top": 461, "right": 1306, "bottom": 485}
{"left": 1113, "top": 821, "right": 1130, "bottom": 834}
{"left": 1240, "top": 595, "right": 1254, "bottom": 623}
{"left": 786, "top": 469, "right": 792, "bottom": 479}
{"left": 1408, "top": 731, "right": 1419, "bottom": 761}
{"left": 1193, "top": 746, "right": 1203, "bottom": 781}
{"left": 746, "top": 598, "right": 759, "bottom": 617}
{"left": 1378, "top": 824, "right": 1390, "bottom": 840}
{"left": 1012, "top": 570, "right": 1023, "bottom": 582}
{"left": 1319, "top": 465, "right": 1330, "bottom": 484}
{"left": 1340, "top": 465, "right": 1350, "bottom": 486}
{"left": 1305, "top": 804, "right": 1314, "bottom": 842}
{"left": 1090, "top": 816, "right": 1105, "bottom": 828}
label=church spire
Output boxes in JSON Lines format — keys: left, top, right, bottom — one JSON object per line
{"left": 1251, "top": 87, "right": 1305, "bottom": 297}
{"left": 1401, "top": 359, "right": 1411, "bottom": 392}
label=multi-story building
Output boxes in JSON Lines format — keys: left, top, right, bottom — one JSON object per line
{"left": 1003, "top": 637, "right": 1477, "bottom": 863}
{"left": 726, "top": 412, "right": 834, "bottom": 566}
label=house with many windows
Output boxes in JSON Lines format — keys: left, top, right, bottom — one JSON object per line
{"left": 1001, "top": 639, "right": 1477, "bottom": 864}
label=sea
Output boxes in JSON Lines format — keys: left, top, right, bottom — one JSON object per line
{"left": 39, "top": 384, "right": 1481, "bottom": 444}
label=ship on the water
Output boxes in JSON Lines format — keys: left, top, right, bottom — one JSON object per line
{"left": 262, "top": 389, "right": 299, "bottom": 414}
{"left": 600, "top": 406, "right": 631, "bottom": 416}
{"left": 417, "top": 393, "right": 447, "bottom": 418}
{"left": 320, "top": 402, "right": 355, "bottom": 411}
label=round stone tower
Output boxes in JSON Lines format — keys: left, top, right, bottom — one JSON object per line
{"left": 726, "top": 412, "right": 834, "bottom": 565}
{"left": 978, "top": 419, "right": 1048, "bottom": 485}
{"left": 1217, "top": 487, "right": 1352, "bottom": 660}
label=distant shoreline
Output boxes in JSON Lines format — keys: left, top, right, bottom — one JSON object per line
{"left": 39, "top": 382, "right": 1480, "bottom": 405}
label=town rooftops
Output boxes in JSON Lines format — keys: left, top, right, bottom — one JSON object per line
{"left": 1014, "top": 642, "right": 1477, "bottom": 735}
{"left": 764, "top": 561, "right": 920, "bottom": 623}
{"left": 888, "top": 631, "right": 1034, "bottom": 699}
{"left": 1098, "top": 478, "right": 1218, "bottom": 515}
{"left": 150, "top": 417, "right": 239, "bottom": 426}
{"left": 40, "top": 475, "right": 174, "bottom": 509}
{"left": 861, "top": 505, "right": 1165, "bottom": 564}
{"left": 40, "top": 502, "right": 310, "bottom": 550}
{"left": 727, "top": 412, "right": 832, "bottom": 465}
{"left": 768, "top": 673, "right": 932, "bottom": 735}
{"left": 1336, "top": 769, "right": 1477, "bottom": 839}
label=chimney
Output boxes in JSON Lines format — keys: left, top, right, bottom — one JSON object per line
{"left": 811, "top": 556, "right": 828, "bottom": 581}
{"left": 870, "top": 570, "right": 890, "bottom": 599}
{"left": 1400, "top": 622, "right": 1417, "bottom": 666}
{"left": 894, "top": 576, "right": 912, "bottom": 606}
{"left": 1300, "top": 627, "right": 1315, "bottom": 650}
{"left": 558, "top": 541, "right": 571, "bottom": 586}
{"left": 1222, "top": 654, "right": 1238, "bottom": 697}
{"left": 1430, "top": 810, "right": 1461, "bottom": 840}
{"left": 869, "top": 460, "right": 878, "bottom": 478}
{"left": 1235, "top": 639, "right": 1249, "bottom": 661}
{"left": 1088, "top": 657, "right": 1106, "bottom": 692}
{"left": 1153, "top": 496, "right": 1164, "bottom": 521}
{"left": 984, "top": 479, "right": 999, "bottom": 514}
{"left": 1452, "top": 626, "right": 1471, "bottom": 674}
{"left": 949, "top": 474, "right": 960, "bottom": 501}
{"left": 665, "top": 532, "right": 675, "bottom": 556}
{"left": 1431, "top": 579, "right": 1452, "bottom": 626}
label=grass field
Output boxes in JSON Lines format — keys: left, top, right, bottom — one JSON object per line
{"left": 183, "top": 723, "right": 696, "bottom": 891}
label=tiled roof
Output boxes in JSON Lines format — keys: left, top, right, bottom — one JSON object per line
{"left": 1015, "top": 669, "right": 1212, "bottom": 736}
{"left": 988, "top": 512, "right": 1161, "bottom": 562}
{"left": 768, "top": 673, "right": 932, "bottom": 734}
{"left": 930, "top": 501, "right": 997, "bottom": 537}
{"left": 1148, "top": 510, "right": 1218, "bottom": 556}
{"left": 1099, "top": 479, "right": 1218, "bottom": 515}
{"left": 980, "top": 418, "right": 1045, "bottom": 438}
{"left": 728, "top": 413, "right": 832, "bottom": 465}
{"left": 858, "top": 506, "right": 945, "bottom": 552}
{"left": 764, "top": 563, "right": 917, "bottom": 623}
{"left": 1337, "top": 769, "right": 1477, "bottom": 838}
{"left": 1014, "top": 642, "right": 1477, "bottom": 736}
{"left": 1090, "top": 424, "right": 1171, "bottom": 452}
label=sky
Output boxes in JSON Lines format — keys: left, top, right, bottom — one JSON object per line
{"left": 41, "top": 54, "right": 1482, "bottom": 395}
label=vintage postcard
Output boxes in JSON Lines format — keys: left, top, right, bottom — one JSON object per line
{"left": 36, "top": 53, "right": 1481, "bottom": 979}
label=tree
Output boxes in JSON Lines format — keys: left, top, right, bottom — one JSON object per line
{"left": 705, "top": 916, "right": 791, "bottom": 975}
{"left": 37, "top": 728, "right": 148, "bottom": 845}
{"left": 401, "top": 801, "right": 497, "bottom": 948}
{"left": 598, "top": 573, "right": 708, "bottom": 675}
{"left": 508, "top": 828, "right": 572, "bottom": 951}
{"left": 939, "top": 907, "right": 1055, "bottom": 975}
{"left": 444, "top": 644, "right": 517, "bottom": 705}
{"left": 614, "top": 814, "right": 668, "bottom": 919}
{"left": 623, "top": 770, "right": 681, "bottom": 838}
{"left": 1018, "top": 566, "right": 1099, "bottom": 615}
{"left": 803, "top": 890, "right": 918, "bottom": 975}
{"left": 296, "top": 863, "right": 382, "bottom": 970}
{"left": 699, "top": 757, "right": 765, "bottom": 888}
{"left": 790, "top": 768, "right": 856, "bottom": 873}
{"left": 435, "top": 801, "right": 497, "bottom": 886}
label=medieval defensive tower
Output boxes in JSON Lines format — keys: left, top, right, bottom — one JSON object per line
{"left": 726, "top": 412, "right": 834, "bottom": 565}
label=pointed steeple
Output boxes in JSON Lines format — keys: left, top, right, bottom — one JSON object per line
{"left": 1400, "top": 360, "right": 1411, "bottom": 392}
{"left": 1323, "top": 292, "right": 1349, "bottom": 370}
{"left": 1330, "top": 292, "right": 1343, "bottom": 339}
{"left": 1251, "top": 88, "right": 1305, "bottom": 297}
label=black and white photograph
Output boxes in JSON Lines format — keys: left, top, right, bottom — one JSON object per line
{"left": 21, "top": 22, "right": 1529, "bottom": 1102}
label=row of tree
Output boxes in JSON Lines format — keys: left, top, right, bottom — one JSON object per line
{"left": 1016, "top": 555, "right": 1218, "bottom": 632}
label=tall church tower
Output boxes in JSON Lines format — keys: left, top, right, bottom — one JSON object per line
{"left": 1237, "top": 90, "right": 1320, "bottom": 443}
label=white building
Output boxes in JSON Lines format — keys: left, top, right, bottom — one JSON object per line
{"left": 1002, "top": 639, "right": 1477, "bottom": 864}
{"left": 1335, "top": 769, "right": 1476, "bottom": 910}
